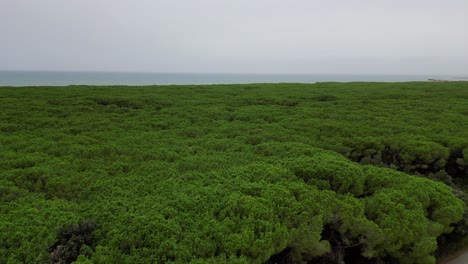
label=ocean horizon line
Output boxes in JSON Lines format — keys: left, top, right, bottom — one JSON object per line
{"left": 0, "top": 69, "right": 462, "bottom": 76}
{"left": 0, "top": 71, "right": 465, "bottom": 87}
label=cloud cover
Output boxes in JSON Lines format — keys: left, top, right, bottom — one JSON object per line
{"left": 1, "top": 0, "right": 467, "bottom": 74}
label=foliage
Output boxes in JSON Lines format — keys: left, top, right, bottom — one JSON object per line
{"left": 0, "top": 82, "right": 467, "bottom": 263}
{"left": 50, "top": 219, "right": 96, "bottom": 264}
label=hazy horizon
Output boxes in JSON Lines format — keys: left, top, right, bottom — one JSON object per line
{"left": 1, "top": 69, "right": 464, "bottom": 77}
{"left": 1, "top": 0, "right": 467, "bottom": 75}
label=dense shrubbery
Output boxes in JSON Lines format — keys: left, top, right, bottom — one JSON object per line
{"left": 0, "top": 82, "right": 467, "bottom": 263}
{"left": 50, "top": 219, "right": 96, "bottom": 264}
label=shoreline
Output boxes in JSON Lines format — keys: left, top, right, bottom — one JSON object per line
{"left": 0, "top": 80, "right": 468, "bottom": 88}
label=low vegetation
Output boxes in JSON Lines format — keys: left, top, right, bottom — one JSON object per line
{"left": 0, "top": 82, "right": 467, "bottom": 263}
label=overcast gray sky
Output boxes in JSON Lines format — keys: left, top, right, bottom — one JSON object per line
{"left": 1, "top": 0, "right": 467, "bottom": 75}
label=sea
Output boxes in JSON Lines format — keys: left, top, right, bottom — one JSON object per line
{"left": 0, "top": 71, "right": 464, "bottom": 86}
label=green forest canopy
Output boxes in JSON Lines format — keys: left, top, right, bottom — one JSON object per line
{"left": 0, "top": 82, "right": 467, "bottom": 263}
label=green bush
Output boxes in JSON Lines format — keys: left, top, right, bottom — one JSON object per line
{"left": 0, "top": 82, "right": 467, "bottom": 263}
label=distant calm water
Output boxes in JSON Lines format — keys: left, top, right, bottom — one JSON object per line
{"left": 0, "top": 71, "right": 461, "bottom": 86}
